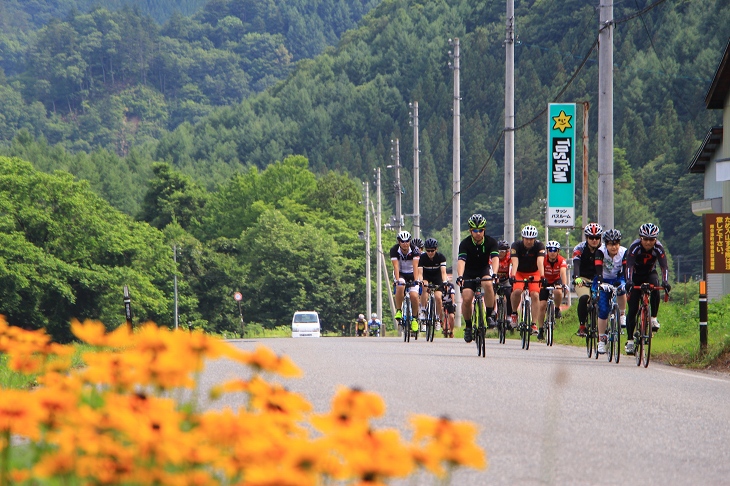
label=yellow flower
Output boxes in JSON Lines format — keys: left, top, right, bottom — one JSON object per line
{"left": 226, "top": 345, "right": 302, "bottom": 377}
{"left": 410, "top": 415, "right": 487, "bottom": 472}
{"left": 0, "top": 389, "right": 45, "bottom": 439}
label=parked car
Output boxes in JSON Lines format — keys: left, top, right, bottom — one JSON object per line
{"left": 291, "top": 311, "right": 321, "bottom": 338}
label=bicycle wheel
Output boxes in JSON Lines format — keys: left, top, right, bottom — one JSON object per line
{"left": 636, "top": 307, "right": 646, "bottom": 366}
{"left": 644, "top": 312, "right": 652, "bottom": 368}
{"left": 478, "top": 302, "right": 486, "bottom": 358}
{"left": 427, "top": 296, "right": 436, "bottom": 342}
{"left": 496, "top": 296, "right": 506, "bottom": 344}
{"left": 610, "top": 304, "right": 620, "bottom": 363}
{"left": 474, "top": 301, "right": 483, "bottom": 356}
{"left": 545, "top": 300, "right": 554, "bottom": 347}
{"left": 405, "top": 301, "right": 411, "bottom": 343}
{"left": 524, "top": 301, "right": 531, "bottom": 351}
{"left": 585, "top": 304, "right": 595, "bottom": 358}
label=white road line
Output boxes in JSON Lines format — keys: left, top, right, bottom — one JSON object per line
{"left": 654, "top": 366, "right": 730, "bottom": 383}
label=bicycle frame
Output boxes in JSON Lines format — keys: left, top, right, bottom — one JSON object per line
{"left": 517, "top": 276, "right": 534, "bottom": 351}
{"left": 632, "top": 283, "right": 668, "bottom": 368}
{"left": 463, "top": 277, "right": 492, "bottom": 358}
{"left": 423, "top": 283, "right": 440, "bottom": 343}
{"left": 495, "top": 282, "right": 510, "bottom": 344}
{"left": 543, "top": 286, "right": 555, "bottom": 347}
{"left": 396, "top": 280, "right": 419, "bottom": 342}
{"left": 598, "top": 283, "right": 621, "bottom": 364}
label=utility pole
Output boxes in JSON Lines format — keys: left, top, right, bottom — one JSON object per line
{"left": 410, "top": 102, "right": 420, "bottom": 240}
{"left": 504, "top": 0, "right": 515, "bottom": 242}
{"left": 375, "top": 168, "right": 383, "bottom": 331}
{"left": 582, "top": 102, "right": 590, "bottom": 227}
{"left": 390, "top": 139, "right": 403, "bottom": 231}
{"left": 598, "top": 0, "right": 614, "bottom": 229}
{"left": 364, "top": 182, "right": 372, "bottom": 320}
{"left": 173, "top": 244, "right": 179, "bottom": 329}
{"left": 448, "top": 38, "right": 462, "bottom": 328}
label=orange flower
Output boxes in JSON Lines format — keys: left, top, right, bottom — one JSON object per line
{"left": 0, "top": 389, "right": 46, "bottom": 439}
{"left": 410, "top": 414, "right": 487, "bottom": 472}
{"left": 226, "top": 345, "right": 302, "bottom": 378}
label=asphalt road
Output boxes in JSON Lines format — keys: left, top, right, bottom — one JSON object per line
{"left": 200, "top": 335, "right": 730, "bottom": 485}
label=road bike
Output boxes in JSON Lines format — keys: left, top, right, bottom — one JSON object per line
{"left": 586, "top": 289, "right": 599, "bottom": 359}
{"left": 463, "top": 277, "right": 492, "bottom": 358}
{"left": 422, "top": 283, "right": 440, "bottom": 342}
{"left": 599, "top": 283, "right": 621, "bottom": 363}
{"left": 494, "top": 279, "right": 511, "bottom": 344}
{"left": 632, "top": 283, "right": 669, "bottom": 368}
{"left": 517, "top": 276, "right": 534, "bottom": 351}
{"left": 396, "top": 280, "right": 419, "bottom": 342}
{"left": 542, "top": 285, "right": 558, "bottom": 347}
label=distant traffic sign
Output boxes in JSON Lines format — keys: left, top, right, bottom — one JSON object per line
{"left": 234, "top": 292, "right": 243, "bottom": 301}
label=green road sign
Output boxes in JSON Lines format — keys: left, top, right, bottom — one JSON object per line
{"left": 547, "top": 103, "right": 576, "bottom": 227}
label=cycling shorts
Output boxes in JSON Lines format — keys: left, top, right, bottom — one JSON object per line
{"left": 513, "top": 270, "right": 541, "bottom": 293}
{"left": 460, "top": 268, "right": 493, "bottom": 292}
{"left": 539, "top": 281, "right": 564, "bottom": 301}
{"left": 394, "top": 273, "right": 420, "bottom": 294}
{"left": 422, "top": 270, "right": 444, "bottom": 286}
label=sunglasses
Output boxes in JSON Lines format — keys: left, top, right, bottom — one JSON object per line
{"left": 587, "top": 235, "right": 601, "bottom": 240}
{"left": 425, "top": 249, "right": 437, "bottom": 252}
{"left": 471, "top": 229, "right": 485, "bottom": 233}
{"left": 547, "top": 249, "right": 559, "bottom": 252}
{"left": 641, "top": 237, "right": 656, "bottom": 242}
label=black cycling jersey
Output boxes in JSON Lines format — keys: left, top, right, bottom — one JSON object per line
{"left": 418, "top": 251, "right": 447, "bottom": 282}
{"left": 572, "top": 241, "right": 601, "bottom": 279}
{"left": 510, "top": 240, "right": 546, "bottom": 273}
{"left": 458, "top": 235, "right": 499, "bottom": 275}
{"left": 625, "top": 238, "right": 669, "bottom": 282}
{"left": 389, "top": 243, "right": 420, "bottom": 276}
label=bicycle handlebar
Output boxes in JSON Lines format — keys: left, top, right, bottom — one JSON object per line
{"left": 632, "top": 283, "right": 670, "bottom": 302}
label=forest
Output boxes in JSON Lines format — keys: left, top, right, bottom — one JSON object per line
{"left": 0, "top": 0, "right": 727, "bottom": 337}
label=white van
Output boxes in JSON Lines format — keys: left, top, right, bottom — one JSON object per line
{"left": 291, "top": 311, "right": 321, "bottom": 338}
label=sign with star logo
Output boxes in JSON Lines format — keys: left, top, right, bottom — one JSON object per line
{"left": 547, "top": 103, "right": 576, "bottom": 227}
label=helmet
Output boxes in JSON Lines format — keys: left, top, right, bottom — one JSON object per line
{"left": 358, "top": 314, "right": 364, "bottom": 319}
{"left": 424, "top": 238, "right": 438, "bottom": 249}
{"left": 521, "top": 225, "right": 538, "bottom": 238}
{"left": 497, "top": 240, "right": 510, "bottom": 250}
{"left": 371, "top": 313, "right": 377, "bottom": 319}
{"left": 639, "top": 223, "right": 659, "bottom": 238}
{"left": 412, "top": 238, "right": 424, "bottom": 249}
{"left": 603, "top": 229, "right": 622, "bottom": 242}
{"left": 584, "top": 222, "right": 603, "bottom": 237}
{"left": 397, "top": 230, "right": 411, "bottom": 242}
{"left": 468, "top": 213, "right": 487, "bottom": 229}
{"left": 546, "top": 240, "right": 561, "bottom": 250}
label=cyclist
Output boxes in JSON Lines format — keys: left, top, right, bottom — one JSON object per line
{"left": 356, "top": 313, "right": 367, "bottom": 337}
{"left": 368, "top": 313, "right": 381, "bottom": 337}
{"left": 572, "top": 223, "right": 603, "bottom": 337}
{"left": 509, "top": 225, "right": 546, "bottom": 336}
{"left": 624, "top": 223, "right": 670, "bottom": 355}
{"left": 441, "top": 281, "right": 456, "bottom": 338}
{"left": 417, "top": 237, "right": 448, "bottom": 329}
{"left": 495, "top": 240, "right": 514, "bottom": 327}
{"left": 411, "top": 237, "right": 424, "bottom": 252}
{"left": 539, "top": 240, "right": 568, "bottom": 340}
{"left": 594, "top": 229, "right": 628, "bottom": 354}
{"left": 390, "top": 230, "right": 421, "bottom": 334}
{"left": 455, "top": 214, "right": 500, "bottom": 343}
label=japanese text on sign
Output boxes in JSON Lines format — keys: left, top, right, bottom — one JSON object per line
{"left": 548, "top": 207, "right": 574, "bottom": 227}
{"left": 704, "top": 213, "right": 730, "bottom": 274}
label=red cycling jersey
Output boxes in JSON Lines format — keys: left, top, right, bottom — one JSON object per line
{"left": 544, "top": 254, "right": 567, "bottom": 285}
{"left": 497, "top": 252, "right": 511, "bottom": 276}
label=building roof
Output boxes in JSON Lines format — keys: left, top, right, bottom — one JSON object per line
{"left": 688, "top": 126, "right": 723, "bottom": 173}
{"left": 706, "top": 38, "right": 730, "bottom": 109}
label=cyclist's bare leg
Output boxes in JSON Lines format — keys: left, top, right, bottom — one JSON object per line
{"left": 394, "top": 284, "right": 405, "bottom": 312}
{"left": 553, "top": 288, "right": 564, "bottom": 315}
{"left": 482, "top": 279, "right": 495, "bottom": 312}
{"left": 597, "top": 317, "right": 608, "bottom": 335}
{"left": 531, "top": 291, "right": 542, "bottom": 324}
{"left": 461, "top": 288, "right": 475, "bottom": 322}
{"left": 435, "top": 291, "right": 443, "bottom": 321}
{"left": 618, "top": 293, "right": 627, "bottom": 316}
{"left": 420, "top": 279, "right": 430, "bottom": 312}
{"left": 510, "top": 287, "right": 522, "bottom": 316}
{"left": 409, "top": 288, "right": 420, "bottom": 317}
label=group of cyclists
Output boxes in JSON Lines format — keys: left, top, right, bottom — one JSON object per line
{"left": 389, "top": 212, "right": 671, "bottom": 356}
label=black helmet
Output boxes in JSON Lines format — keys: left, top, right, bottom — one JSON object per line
{"left": 468, "top": 213, "right": 487, "bottom": 229}
{"left": 424, "top": 238, "right": 438, "bottom": 249}
{"left": 412, "top": 238, "right": 424, "bottom": 249}
{"left": 603, "top": 229, "right": 622, "bottom": 243}
{"left": 497, "top": 240, "right": 510, "bottom": 250}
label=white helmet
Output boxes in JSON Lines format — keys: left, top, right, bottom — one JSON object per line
{"left": 371, "top": 313, "right": 377, "bottom": 319}
{"left": 397, "top": 231, "right": 411, "bottom": 242}
{"left": 521, "top": 225, "right": 538, "bottom": 238}
{"left": 358, "top": 314, "right": 364, "bottom": 319}
{"left": 546, "top": 240, "right": 561, "bottom": 250}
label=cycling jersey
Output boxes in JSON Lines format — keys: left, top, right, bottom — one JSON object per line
{"left": 510, "top": 240, "right": 546, "bottom": 273}
{"left": 442, "top": 285, "right": 456, "bottom": 313}
{"left": 458, "top": 235, "right": 499, "bottom": 274}
{"left": 625, "top": 238, "right": 669, "bottom": 282}
{"left": 544, "top": 254, "right": 567, "bottom": 285}
{"left": 418, "top": 251, "right": 447, "bottom": 283}
{"left": 390, "top": 243, "right": 420, "bottom": 276}
{"left": 572, "top": 241, "right": 601, "bottom": 279}
{"left": 596, "top": 244, "right": 627, "bottom": 280}
{"left": 497, "top": 252, "right": 511, "bottom": 277}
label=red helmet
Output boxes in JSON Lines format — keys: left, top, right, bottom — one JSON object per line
{"left": 584, "top": 223, "right": 603, "bottom": 237}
